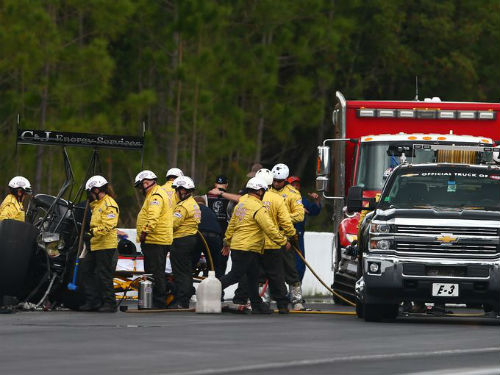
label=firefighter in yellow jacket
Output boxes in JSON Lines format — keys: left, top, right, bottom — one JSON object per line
{"left": 169, "top": 176, "right": 201, "bottom": 309}
{"left": 135, "top": 170, "right": 172, "bottom": 309}
{"left": 162, "top": 167, "right": 183, "bottom": 206}
{"left": 271, "top": 163, "right": 307, "bottom": 310}
{"left": 80, "top": 176, "right": 119, "bottom": 312}
{"left": 232, "top": 169, "right": 296, "bottom": 313}
{"left": 0, "top": 176, "right": 32, "bottom": 222}
{"left": 221, "top": 177, "right": 291, "bottom": 314}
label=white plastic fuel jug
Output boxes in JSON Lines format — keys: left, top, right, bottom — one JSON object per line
{"left": 196, "top": 271, "right": 222, "bottom": 313}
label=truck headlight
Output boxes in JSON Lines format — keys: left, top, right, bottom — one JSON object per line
{"left": 370, "top": 239, "right": 393, "bottom": 251}
{"left": 345, "top": 233, "right": 358, "bottom": 243}
{"left": 370, "top": 223, "right": 394, "bottom": 233}
{"left": 368, "top": 262, "right": 381, "bottom": 273}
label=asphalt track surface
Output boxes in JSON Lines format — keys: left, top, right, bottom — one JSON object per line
{"left": 1, "top": 303, "right": 499, "bottom": 375}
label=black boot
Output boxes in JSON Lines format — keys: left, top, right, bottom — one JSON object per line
{"left": 251, "top": 302, "right": 273, "bottom": 314}
{"left": 277, "top": 304, "right": 289, "bottom": 314}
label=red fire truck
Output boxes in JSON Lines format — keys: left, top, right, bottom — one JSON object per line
{"left": 316, "top": 91, "right": 500, "bottom": 302}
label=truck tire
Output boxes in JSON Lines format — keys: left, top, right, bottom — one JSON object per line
{"left": 0, "top": 220, "right": 38, "bottom": 297}
{"left": 363, "top": 303, "right": 398, "bottom": 322}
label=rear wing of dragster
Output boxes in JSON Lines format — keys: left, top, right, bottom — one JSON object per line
{"left": 16, "top": 128, "right": 145, "bottom": 233}
{"left": 17, "top": 129, "right": 144, "bottom": 150}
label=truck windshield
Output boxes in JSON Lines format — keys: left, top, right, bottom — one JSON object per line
{"left": 355, "top": 142, "right": 435, "bottom": 190}
{"left": 354, "top": 141, "right": 488, "bottom": 191}
{"left": 380, "top": 167, "right": 500, "bottom": 211}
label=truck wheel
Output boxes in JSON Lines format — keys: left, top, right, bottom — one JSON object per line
{"left": 364, "top": 303, "right": 398, "bottom": 322}
{"left": 355, "top": 298, "right": 364, "bottom": 318}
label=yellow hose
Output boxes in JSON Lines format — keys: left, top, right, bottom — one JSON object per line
{"left": 197, "top": 230, "right": 215, "bottom": 272}
{"left": 274, "top": 309, "right": 356, "bottom": 315}
{"left": 293, "top": 245, "right": 356, "bottom": 307}
{"left": 125, "top": 308, "right": 195, "bottom": 313}
{"left": 293, "top": 246, "right": 490, "bottom": 317}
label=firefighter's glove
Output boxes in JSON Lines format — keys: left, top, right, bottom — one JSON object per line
{"left": 139, "top": 231, "right": 148, "bottom": 243}
{"left": 221, "top": 245, "right": 230, "bottom": 257}
{"left": 289, "top": 234, "right": 300, "bottom": 249}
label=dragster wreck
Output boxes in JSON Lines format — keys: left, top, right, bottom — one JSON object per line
{"left": 0, "top": 129, "right": 144, "bottom": 311}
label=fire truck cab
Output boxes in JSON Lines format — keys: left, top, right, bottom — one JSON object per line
{"left": 316, "top": 92, "right": 500, "bottom": 302}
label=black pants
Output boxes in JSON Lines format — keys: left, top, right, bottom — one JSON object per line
{"left": 82, "top": 248, "right": 117, "bottom": 307}
{"left": 233, "top": 248, "right": 288, "bottom": 307}
{"left": 142, "top": 243, "right": 169, "bottom": 308}
{"left": 283, "top": 246, "right": 300, "bottom": 285}
{"left": 198, "top": 232, "right": 225, "bottom": 278}
{"left": 220, "top": 250, "right": 262, "bottom": 305}
{"left": 171, "top": 235, "right": 198, "bottom": 307}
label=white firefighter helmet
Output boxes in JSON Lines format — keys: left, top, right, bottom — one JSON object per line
{"left": 271, "top": 163, "right": 289, "bottom": 180}
{"left": 173, "top": 176, "right": 195, "bottom": 190}
{"left": 85, "top": 175, "right": 108, "bottom": 191}
{"left": 134, "top": 170, "right": 157, "bottom": 187}
{"left": 166, "top": 167, "right": 184, "bottom": 179}
{"left": 8, "top": 176, "right": 32, "bottom": 193}
{"left": 246, "top": 177, "right": 268, "bottom": 191}
{"left": 255, "top": 168, "right": 274, "bottom": 186}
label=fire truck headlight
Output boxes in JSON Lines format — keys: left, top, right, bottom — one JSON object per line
{"left": 345, "top": 233, "right": 358, "bottom": 243}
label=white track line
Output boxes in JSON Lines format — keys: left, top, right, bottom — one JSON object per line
{"left": 166, "top": 347, "right": 500, "bottom": 375}
{"left": 407, "top": 366, "right": 500, "bottom": 375}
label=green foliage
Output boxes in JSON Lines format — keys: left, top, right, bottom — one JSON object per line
{"left": 0, "top": 0, "right": 498, "bottom": 228}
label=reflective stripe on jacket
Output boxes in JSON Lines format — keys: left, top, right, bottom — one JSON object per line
{"left": 0, "top": 194, "right": 25, "bottom": 222}
{"left": 136, "top": 185, "right": 173, "bottom": 245}
{"left": 89, "top": 195, "right": 119, "bottom": 251}
{"left": 173, "top": 196, "right": 201, "bottom": 239}
{"left": 225, "top": 195, "right": 287, "bottom": 254}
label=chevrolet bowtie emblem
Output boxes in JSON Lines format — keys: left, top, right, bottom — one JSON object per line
{"left": 436, "top": 233, "right": 458, "bottom": 243}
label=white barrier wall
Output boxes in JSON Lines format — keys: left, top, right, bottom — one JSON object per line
{"left": 118, "top": 229, "right": 334, "bottom": 297}
{"left": 301, "top": 232, "right": 334, "bottom": 296}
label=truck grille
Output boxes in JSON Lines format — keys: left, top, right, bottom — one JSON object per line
{"left": 396, "top": 225, "right": 498, "bottom": 236}
{"left": 394, "top": 225, "right": 500, "bottom": 259}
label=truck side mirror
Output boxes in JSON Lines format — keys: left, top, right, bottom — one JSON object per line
{"left": 346, "top": 186, "right": 364, "bottom": 212}
{"left": 317, "top": 146, "right": 330, "bottom": 176}
{"left": 316, "top": 176, "right": 329, "bottom": 192}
